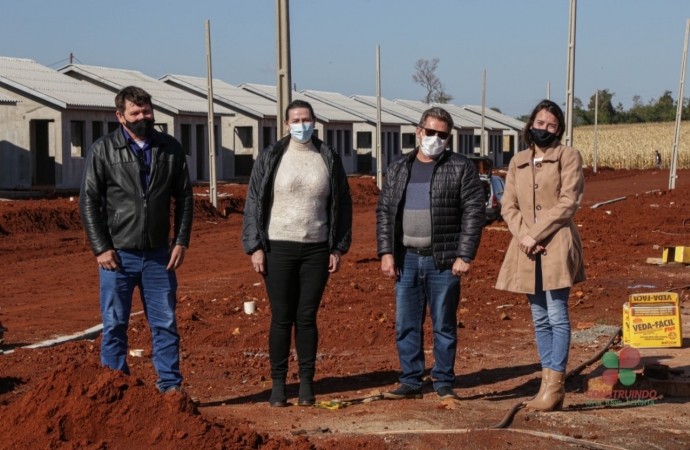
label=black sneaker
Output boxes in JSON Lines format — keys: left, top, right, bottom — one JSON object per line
{"left": 383, "top": 384, "right": 423, "bottom": 400}
{"left": 436, "top": 386, "right": 460, "bottom": 400}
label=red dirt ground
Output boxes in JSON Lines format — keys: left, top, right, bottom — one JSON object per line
{"left": 1, "top": 168, "right": 689, "bottom": 449}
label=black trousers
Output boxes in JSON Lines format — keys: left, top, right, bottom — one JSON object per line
{"left": 263, "top": 240, "right": 330, "bottom": 381}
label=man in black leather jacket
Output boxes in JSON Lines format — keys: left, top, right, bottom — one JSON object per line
{"left": 79, "top": 86, "right": 193, "bottom": 393}
{"left": 376, "top": 107, "right": 485, "bottom": 401}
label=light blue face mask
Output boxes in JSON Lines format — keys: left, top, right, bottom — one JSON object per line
{"left": 289, "top": 122, "right": 314, "bottom": 143}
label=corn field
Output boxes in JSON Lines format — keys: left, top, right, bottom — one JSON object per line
{"left": 573, "top": 121, "right": 690, "bottom": 169}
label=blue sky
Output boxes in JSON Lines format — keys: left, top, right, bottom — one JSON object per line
{"left": 2, "top": 0, "right": 690, "bottom": 118}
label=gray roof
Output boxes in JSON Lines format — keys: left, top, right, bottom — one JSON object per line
{"left": 394, "top": 100, "right": 508, "bottom": 131}
{"left": 0, "top": 57, "right": 114, "bottom": 109}
{"left": 0, "top": 92, "right": 20, "bottom": 103}
{"left": 58, "top": 64, "right": 234, "bottom": 116}
{"left": 160, "top": 75, "right": 276, "bottom": 118}
{"left": 239, "top": 84, "right": 364, "bottom": 123}
{"left": 462, "top": 105, "right": 525, "bottom": 131}
{"left": 301, "top": 89, "right": 412, "bottom": 125}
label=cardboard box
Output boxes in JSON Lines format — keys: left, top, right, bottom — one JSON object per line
{"left": 623, "top": 293, "right": 683, "bottom": 348}
{"left": 662, "top": 246, "right": 690, "bottom": 264}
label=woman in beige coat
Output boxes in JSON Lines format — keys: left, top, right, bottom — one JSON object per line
{"left": 496, "top": 100, "right": 585, "bottom": 412}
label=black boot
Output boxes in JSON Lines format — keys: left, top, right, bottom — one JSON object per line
{"left": 269, "top": 378, "right": 287, "bottom": 407}
{"left": 298, "top": 377, "right": 315, "bottom": 406}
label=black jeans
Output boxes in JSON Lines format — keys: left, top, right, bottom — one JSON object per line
{"left": 264, "top": 240, "right": 330, "bottom": 381}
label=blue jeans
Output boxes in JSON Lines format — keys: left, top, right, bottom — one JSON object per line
{"left": 99, "top": 248, "right": 181, "bottom": 391}
{"left": 395, "top": 252, "right": 460, "bottom": 391}
{"left": 527, "top": 257, "right": 571, "bottom": 373}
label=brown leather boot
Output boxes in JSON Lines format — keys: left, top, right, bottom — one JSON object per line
{"left": 523, "top": 368, "right": 550, "bottom": 409}
{"left": 525, "top": 370, "right": 565, "bottom": 412}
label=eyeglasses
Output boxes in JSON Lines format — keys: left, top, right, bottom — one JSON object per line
{"left": 420, "top": 127, "right": 450, "bottom": 140}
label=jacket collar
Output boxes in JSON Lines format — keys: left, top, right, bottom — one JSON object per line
{"left": 112, "top": 125, "right": 164, "bottom": 150}
{"left": 513, "top": 142, "right": 562, "bottom": 167}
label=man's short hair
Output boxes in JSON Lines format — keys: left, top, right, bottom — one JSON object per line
{"left": 285, "top": 99, "right": 315, "bottom": 122}
{"left": 115, "top": 86, "right": 153, "bottom": 114}
{"left": 418, "top": 107, "right": 454, "bottom": 131}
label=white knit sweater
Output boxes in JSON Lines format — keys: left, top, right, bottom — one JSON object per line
{"left": 267, "top": 140, "right": 330, "bottom": 243}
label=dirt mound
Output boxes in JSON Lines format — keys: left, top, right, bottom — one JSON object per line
{"left": 348, "top": 177, "right": 380, "bottom": 206}
{"left": 0, "top": 200, "right": 82, "bottom": 234}
{"left": 0, "top": 360, "right": 272, "bottom": 450}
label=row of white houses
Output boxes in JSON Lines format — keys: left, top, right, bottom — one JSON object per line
{"left": 0, "top": 56, "right": 525, "bottom": 189}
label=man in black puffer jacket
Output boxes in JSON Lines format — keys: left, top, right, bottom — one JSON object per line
{"left": 376, "top": 107, "right": 485, "bottom": 401}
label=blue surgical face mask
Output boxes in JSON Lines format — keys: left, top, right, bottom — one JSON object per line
{"left": 289, "top": 122, "right": 314, "bottom": 143}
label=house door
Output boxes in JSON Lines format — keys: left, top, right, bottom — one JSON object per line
{"left": 196, "top": 124, "right": 206, "bottom": 181}
{"left": 31, "top": 120, "right": 55, "bottom": 186}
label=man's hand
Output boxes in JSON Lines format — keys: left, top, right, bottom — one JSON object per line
{"left": 381, "top": 254, "right": 399, "bottom": 280}
{"left": 328, "top": 250, "right": 342, "bottom": 273}
{"left": 167, "top": 245, "right": 186, "bottom": 271}
{"left": 452, "top": 258, "right": 471, "bottom": 276}
{"left": 518, "top": 235, "right": 538, "bottom": 255}
{"left": 251, "top": 249, "right": 266, "bottom": 275}
{"left": 96, "top": 249, "right": 120, "bottom": 271}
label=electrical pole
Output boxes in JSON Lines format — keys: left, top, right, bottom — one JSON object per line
{"left": 670, "top": 18, "right": 689, "bottom": 190}
{"left": 276, "top": 0, "right": 292, "bottom": 139}
{"left": 205, "top": 20, "right": 217, "bottom": 208}
{"left": 593, "top": 89, "right": 598, "bottom": 174}
{"left": 480, "top": 69, "right": 486, "bottom": 157}
{"left": 69, "top": 53, "right": 73, "bottom": 64}
{"left": 564, "top": 0, "right": 577, "bottom": 147}
{"left": 547, "top": 81, "right": 550, "bottom": 100}
{"left": 376, "top": 45, "right": 382, "bottom": 190}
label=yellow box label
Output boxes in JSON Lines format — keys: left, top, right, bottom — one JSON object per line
{"left": 629, "top": 292, "right": 678, "bottom": 304}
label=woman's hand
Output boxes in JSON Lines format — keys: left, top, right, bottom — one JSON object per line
{"left": 518, "top": 235, "right": 538, "bottom": 255}
{"left": 251, "top": 249, "right": 266, "bottom": 274}
{"left": 328, "top": 250, "right": 342, "bottom": 273}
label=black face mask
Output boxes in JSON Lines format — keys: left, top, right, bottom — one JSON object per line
{"left": 531, "top": 128, "right": 558, "bottom": 148}
{"left": 125, "top": 118, "right": 154, "bottom": 138}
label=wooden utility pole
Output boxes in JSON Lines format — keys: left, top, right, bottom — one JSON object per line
{"left": 376, "top": 45, "right": 382, "bottom": 190}
{"left": 547, "top": 82, "right": 550, "bottom": 100}
{"left": 69, "top": 53, "right": 73, "bottom": 64}
{"left": 275, "top": 0, "right": 292, "bottom": 139}
{"left": 564, "top": 0, "right": 577, "bottom": 146}
{"left": 480, "top": 69, "right": 486, "bottom": 157}
{"left": 205, "top": 20, "right": 217, "bottom": 208}
{"left": 593, "top": 89, "right": 598, "bottom": 174}
{"left": 670, "top": 19, "right": 689, "bottom": 190}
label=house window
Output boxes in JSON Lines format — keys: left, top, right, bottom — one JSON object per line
{"left": 393, "top": 132, "right": 400, "bottom": 155}
{"left": 336, "top": 130, "right": 343, "bottom": 155}
{"left": 71, "top": 121, "right": 85, "bottom": 158}
{"left": 108, "top": 121, "right": 119, "bottom": 133}
{"left": 312, "top": 129, "right": 319, "bottom": 139}
{"left": 236, "top": 126, "right": 253, "bottom": 148}
{"left": 343, "top": 130, "right": 351, "bottom": 155}
{"left": 92, "top": 121, "right": 104, "bottom": 145}
{"left": 402, "top": 133, "right": 416, "bottom": 149}
{"left": 181, "top": 124, "right": 191, "bottom": 156}
{"left": 357, "top": 131, "right": 372, "bottom": 148}
{"left": 327, "top": 129, "right": 335, "bottom": 152}
{"left": 446, "top": 135, "right": 453, "bottom": 151}
{"left": 155, "top": 123, "right": 168, "bottom": 134}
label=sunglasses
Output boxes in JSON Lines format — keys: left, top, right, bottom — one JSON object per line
{"left": 420, "top": 127, "right": 450, "bottom": 140}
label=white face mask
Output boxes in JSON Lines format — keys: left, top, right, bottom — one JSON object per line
{"left": 420, "top": 135, "right": 446, "bottom": 158}
{"left": 289, "top": 122, "right": 314, "bottom": 143}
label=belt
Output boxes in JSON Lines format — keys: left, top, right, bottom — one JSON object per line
{"left": 406, "top": 246, "right": 433, "bottom": 257}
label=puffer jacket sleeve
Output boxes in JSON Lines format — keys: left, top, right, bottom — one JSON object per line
{"left": 241, "top": 151, "right": 267, "bottom": 254}
{"left": 333, "top": 153, "right": 353, "bottom": 255}
{"left": 456, "top": 160, "right": 486, "bottom": 261}
{"left": 79, "top": 142, "right": 112, "bottom": 256}
{"left": 376, "top": 163, "right": 397, "bottom": 257}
